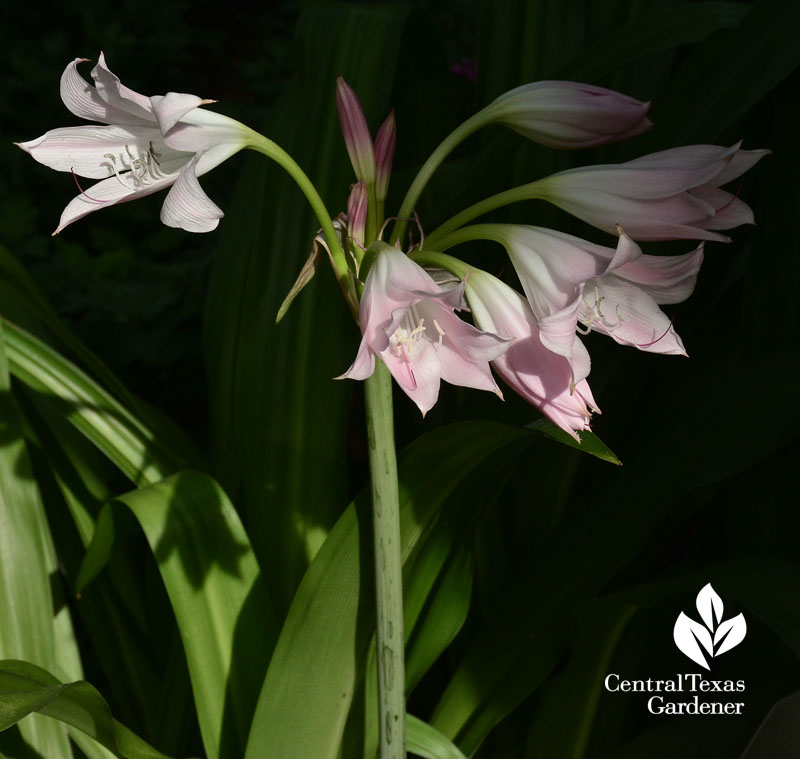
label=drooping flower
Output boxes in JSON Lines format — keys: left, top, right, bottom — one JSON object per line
{"left": 17, "top": 54, "right": 257, "bottom": 233}
{"left": 457, "top": 224, "right": 703, "bottom": 379}
{"left": 464, "top": 268, "right": 596, "bottom": 439}
{"left": 338, "top": 244, "right": 510, "bottom": 415}
{"left": 481, "top": 80, "right": 652, "bottom": 149}
{"left": 534, "top": 142, "right": 768, "bottom": 241}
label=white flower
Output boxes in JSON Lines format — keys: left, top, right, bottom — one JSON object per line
{"left": 17, "top": 54, "right": 257, "bottom": 233}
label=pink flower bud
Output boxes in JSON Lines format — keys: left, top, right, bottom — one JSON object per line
{"left": 336, "top": 76, "right": 375, "bottom": 183}
{"left": 374, "top": 110, "right": 396, "bottom": 204}
{"left": 346, "top": 179, "right": 368, "bottom": 247}
{"left": 485, "top": 80, "right": 653, "bottom": 149}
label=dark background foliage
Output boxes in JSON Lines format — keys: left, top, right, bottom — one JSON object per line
{"left": 1, "top": 0, "right": 799, "bottom": 756}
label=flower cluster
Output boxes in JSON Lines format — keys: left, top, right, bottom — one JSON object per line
{"left": 332, "top": 81, "right": 765, "bottom": 438}
{"left": 20, "top": 60, "right": 766, "bottom": 438}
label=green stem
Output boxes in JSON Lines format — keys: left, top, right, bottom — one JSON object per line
{"left": 425, "top": 223, "right": 507, "bottom": 254}
{"left": 425, "top": 180, "right": 546, "bottom": 249}
{"left": 248, "top": 135, "right": 356, "bottom": 313}
{"left": 363, "top": 361, "right": 405, "bottom": 759}
{"left": 392, "top": 110, "right": 491, "bottom": 246}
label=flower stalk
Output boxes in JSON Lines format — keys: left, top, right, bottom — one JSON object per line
{"left": 248, "top": 134, "right": 355, "bottom": 312}
{"left": 363, "top": 361, "right": 405, "bottom": 759}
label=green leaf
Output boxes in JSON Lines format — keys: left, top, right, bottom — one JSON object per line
{"left": 0, "top": 322, "right": 72, "bottom": 758}
{"left": 0, "top": 244, "right": 199, "bottom": 469}
{"left": 431, "top": 348, "right": 800, "bottom": 753}
{"left": 77, "top": 471, "right": 277, "bottom": 759}
{"left": 742, "top": 691, "right": 800, "bottom": 758}
{"left": 407, "top": 714, "right": 467, "bottom": 759}
{"left": 244, "top": 421, "right": 531, "bottom": 759}
{"left": 523, "top": 600, "right": 635, "bottom": 758}
{"left": 1, "top": 318, "right": 176, "bottom": 485}
{"left": 554, "top": 2, "right": 749, "bottom": 83}
{"left": 639, "top": 0, "right": 800, "bottom": 144}
{"left": 0, "top": 659, "right": 187, "bottom": 759}
{"left": 527, "top": 419, "right": 621, "bottom": 465}
{"left": 406, "top": 546, "right": 473, "bottom": 695}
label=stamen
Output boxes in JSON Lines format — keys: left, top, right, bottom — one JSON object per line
{"left": 70, "top": 168, "right": 107, "bottom": 203}
{"left": 636, "top": 317, "right": 676, "bottom": 348}
{"left": 104, "top": 153, "right": 136, "bottom": 188}
{"left": 432, "top": 318, "right": 445, "bottom": 345}
{"left": 148, "top": 141, "right": 162, "bottom": 168}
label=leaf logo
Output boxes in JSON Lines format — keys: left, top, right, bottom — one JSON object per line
{"left": 673, "top": 584, "right": 747, "bottom": 670}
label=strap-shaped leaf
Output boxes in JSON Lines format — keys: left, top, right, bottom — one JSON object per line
{"left": 431, "top": 348, "right": 800, "bottom": 753}
{"left": 407, "top": 714, "right": 467, "bottom": 759}
{"left": 0, "top": 659, "right": 188, "bottom": 759}
{"left": 244, "top": 421, "right": 531, "bottom": 759}
{"left": 1, "top": 318, "right": 176, "bottom": 485}
{"left": 77, "top": 471, "right": 277, "bottom": 759}
{"left": 0, "top": 322, "right": 73, "bottom": 758}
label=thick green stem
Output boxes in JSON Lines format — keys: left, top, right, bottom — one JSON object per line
{"left": 425, "top": 181, "right": 547, "bottom": 249}
{"left": 248, "top": 135, "right": 356, "bottom": 313}
{"left": 363, "top": 361, "right": 405, "bottom": 759}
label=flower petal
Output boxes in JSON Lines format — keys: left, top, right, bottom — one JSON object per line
{"left": 336, "top": 337, "right": 375, "bottom": 381}
{"left": 150, "top": 92, "right": 216, "bottom": 134}
{"left": 160, "top": 107, "right": 253, "bottom": 160}
{"left": 613, "top": 244, "right": 704, "bottom": 304}
{"left": 17, "top": 125, "right": 182, "bottom": 178}
{"left": 160, "top": 154, "right": 224, "bottom": 232}
{"left": 710, "top": 148, "right": 770, "bottom": 186}
{"left": 91, "top": 52, "right": 154, "bottom": 121}
{"left": 589, "top": 277, "right": 686, "bottom": 354}
{"left": 465, "top": 270, "right": 593, "bottom": 437}
{"left": 54, "top": 171, "right": 174, "bottom": 234}
{"left": 60, "top": 58, "right": 152, "bottom": 126}
{"left": 689, "top": 186, "right": 755, "bottom": 230}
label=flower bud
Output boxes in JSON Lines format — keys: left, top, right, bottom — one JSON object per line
{"left": 346, "top": 179, "right": 368, "bottom": 247}
{"left": 336, "top": 76, "right": 376, "bottom": 183}
{"left": 374, "top": 110, "right": 396, "bottom": 204}
{"left": 483, "top": 80, "right": 653, "bottom": 149}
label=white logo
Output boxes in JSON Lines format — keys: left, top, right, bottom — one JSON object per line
{"left": 673, "top": 584, "right": 747, "bottom": 670}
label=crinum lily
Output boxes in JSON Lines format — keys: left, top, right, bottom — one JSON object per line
{"left": 17, "top": 54, "right": 258, "bottom": 233}
{"left": 338, "top": 244, "right": 511, "bottom": 415}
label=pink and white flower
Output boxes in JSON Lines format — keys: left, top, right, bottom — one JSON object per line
{"left": 535, "top": 142, "right": 768, "bottom": 241}
{"left": 339, "top": 245, "right": 510, "bottom": 415}
{"left": 17, "top": 54, "right": 256, "bottom": 234}
{"left": 468, "top": 224, "right": 703, "bottom": 378}
{"left": 464, "top": 268, "right": 597, "bottom": 439}
{"left": 482, "top": 80, "right": 652, "bottom": 149}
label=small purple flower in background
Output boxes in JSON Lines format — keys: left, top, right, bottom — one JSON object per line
{"left": 17, "top": 54, "right": 256, "bottom": 233}
{"left": 450, "top": 58, "right": 478, "bottom": 84}
{"left": 339, "top": 246, "right": 510, "bottom": 415}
